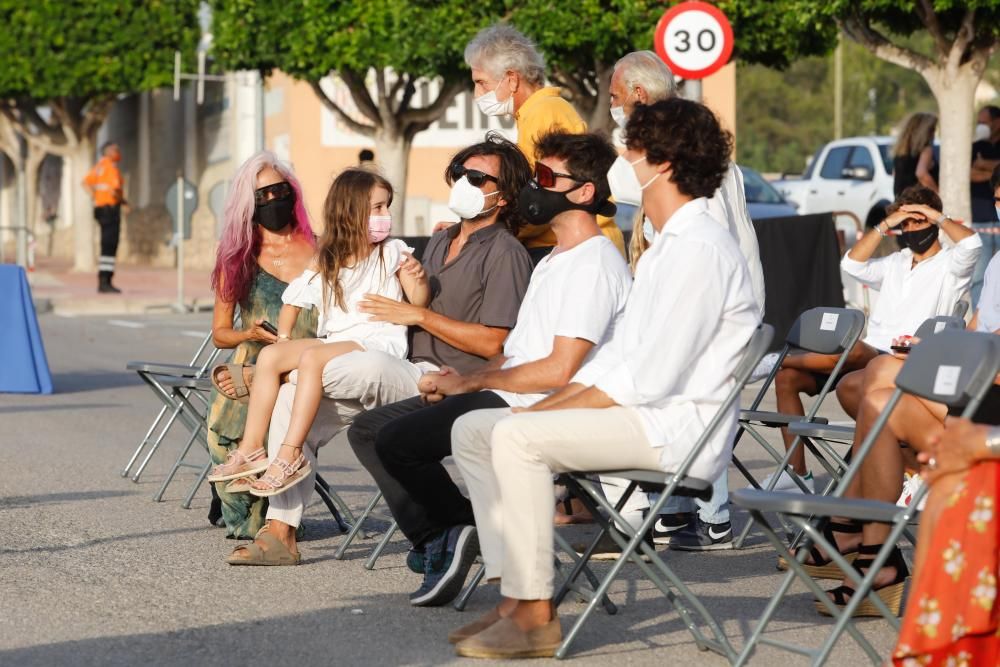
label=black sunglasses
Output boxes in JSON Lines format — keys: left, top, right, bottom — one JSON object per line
{"left": 449, "top": 163, "right": 498, "bottom": 187}
{"left": 254, "top": 181, "right": 294, "bottom": 206}
{"left": 533, "top": 161, "right": 585, "bottom": 189}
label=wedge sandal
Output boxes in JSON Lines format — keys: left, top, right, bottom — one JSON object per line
{"left": 248, "top": 446, "right": 311, "bottom": 498}
{"left": 777, "top": 520, "right": 861, "bottom": 579}
{"left": 226, "top": 531, "right": 301, "bottom": 566}
{"left": 207, "top": 447, "right": 268, "bottom": 483}
{"left": 210, "top": 363, "right": 254, "bottom": 403}
{"left": 816, "top": 544, "right": 909, "bottom": 617}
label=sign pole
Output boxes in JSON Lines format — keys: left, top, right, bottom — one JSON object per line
{"left": 175, "top": 173, "right": 185, "bottom": 313}
{"left": 655, "top": 1, "right": 734, "bottom": 98}
{"left": 684, "top": 79, "right": 703, "bottom": 103}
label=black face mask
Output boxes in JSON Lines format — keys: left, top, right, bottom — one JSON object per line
{"left": 898, "top": 225, "right": 938, "bottom": 254}
{"left": 517, "top": 180, "right": 615, "bottom": 225}
{"left": 253, "top": 194, "right": 296, "bottom": 232}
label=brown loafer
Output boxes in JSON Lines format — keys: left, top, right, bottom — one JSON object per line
{"left": 455, "top": 617, "right": 562, "bottom": 659}
{"left": 448, "top": 608, "right": 501, "bottom": 644}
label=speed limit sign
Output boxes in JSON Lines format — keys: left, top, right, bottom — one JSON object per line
{"left": 655, "top": 1, "right": 734, "bottom": 80}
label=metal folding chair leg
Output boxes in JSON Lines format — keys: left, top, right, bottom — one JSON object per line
{"left": 453, "top": 560, "right": 486, "bottom": 611}
{"left": 153, "top": 419, "right": 207, "bottom": 502}
{"left": 364, "top": 520, "right": 399, "bottom": 570}
{"left": 335, "top": 490, "right": 384, "bottom": 560}
{"left": 122, "top": 403, "right": 170, "bottom": 477}
{"left": 314, "top": 473, "right": 352, "bottom": 533}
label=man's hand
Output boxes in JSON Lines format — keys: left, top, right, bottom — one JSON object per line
{"left": 358, "top": 294, "right": 426, "bottom": 326}
{"left": 418, "top": 366, "right": 473, "bottom": 400}
{"left": 918, "top": 416, "right": 989, "bottom": 484}
{"left": 882, "top": 208, "right": 917, "bottom": 229}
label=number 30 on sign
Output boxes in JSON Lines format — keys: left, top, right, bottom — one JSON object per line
{"left": 654, "top": 1, "right": 734, "bottom": 80}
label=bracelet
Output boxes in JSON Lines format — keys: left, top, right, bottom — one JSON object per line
{"left": 277, "top": 334, "right": 290, "bottom": 340}
{"left": 986, "top": 426, "right": 1000, "bottom": 458}
{"left": 877, "top": 222, "right": 888, "bottom": 237}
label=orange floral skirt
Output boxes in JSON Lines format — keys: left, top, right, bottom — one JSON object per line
{"left": 893, "top": 461, "right": 1000, "bottom": 666}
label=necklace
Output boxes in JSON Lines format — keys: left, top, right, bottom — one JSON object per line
{"left": 263, "top": 236, "right": 292, "bottom": 267}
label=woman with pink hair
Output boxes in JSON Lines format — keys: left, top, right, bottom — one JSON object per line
{"left": 205, "top": 151, "right": 317, "bottom": 538}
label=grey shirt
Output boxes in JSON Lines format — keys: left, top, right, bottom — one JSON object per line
{"left": 409, "top": 222, "right": 532, "bottom": 374}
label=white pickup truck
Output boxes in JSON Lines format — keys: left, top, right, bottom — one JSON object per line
{"left": 773, "top": 136, "right": 896, "bottom": 239}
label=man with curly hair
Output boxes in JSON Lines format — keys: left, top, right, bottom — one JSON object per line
{"left": 447, "top": 98, "right": 760, "bottom": 659}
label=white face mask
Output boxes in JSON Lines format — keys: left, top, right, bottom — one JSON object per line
{"left": 975, "top": 123, "right": 991, "bottom": 142}
{"left": 475, "top": 79, "right": 514, "bottom": 117}
{"left": 610, "top": 105, "right": 627, "bottom": 130}
{"left": 448, "top": 175, "right": 500, "bottom": 220}
{"left": 606, "top": 155, "right": 658, "bottom": 207}
{"left": 642, "top": 217, "right": 656, "bottom": 244}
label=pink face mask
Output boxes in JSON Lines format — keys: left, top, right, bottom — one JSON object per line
{"left": 368, "top": 214, "right": 391, "bottom": 243}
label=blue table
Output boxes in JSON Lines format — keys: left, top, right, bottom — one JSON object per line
{"left": 0, "top": 264, "right": 53, "bottom": 394}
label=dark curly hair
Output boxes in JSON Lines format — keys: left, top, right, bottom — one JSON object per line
{"left": 534, "top": 130, "right": 618, "bottom": 209}
{"left": 445, "top": 131, "right": 531, "bottom": 236}
{"left": 623, "top": 98, "right": 733, "bottom": 199}
{"left": 886, "top": 184, "right": 943, "bottom": 216}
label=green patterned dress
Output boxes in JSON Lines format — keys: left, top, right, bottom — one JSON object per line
{"left": 206, "top": 268, "right": 317, "bottom": 539}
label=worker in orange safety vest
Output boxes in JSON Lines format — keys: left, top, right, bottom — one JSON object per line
{"left": 82, "top": 142, "right": 129, "bottom": 293}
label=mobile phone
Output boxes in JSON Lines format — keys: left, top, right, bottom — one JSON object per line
{"left": 261, "top": 321, "right": 278, "bottom": 336}
{"left": 890, "top": 344, "right": 911, "bottom": 354}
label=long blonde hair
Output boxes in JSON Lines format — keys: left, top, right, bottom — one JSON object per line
{"left": 894, "top": 112, "right": 936, "bottom": 158}
{"left": 317, "top": 169, "right": 393, "bottom": 311}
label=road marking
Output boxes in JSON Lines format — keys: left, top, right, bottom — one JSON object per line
{"left": 181, "top": 330, "right": 209, "bottom": 339}
{"left": 107, "top": 319, "right": 146, "bottom": 329}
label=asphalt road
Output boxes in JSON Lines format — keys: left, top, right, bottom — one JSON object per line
{"left": 0, "top": 312, "right": 899, "bottom": 665}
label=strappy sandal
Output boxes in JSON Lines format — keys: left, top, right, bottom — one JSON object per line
{"left": 207, "top": 447, "right": 268, "bottom": 483}
{"left": 816, "top": 544, "right": 909, "bottom": 617}
{"left": 777, "top": 520, "right": 861, "bottom": 579}
{"left": 224, "top": 476, "right": 258, "bottom": 494}
{"left": 226, "top": 530, "right": 301, "bottom": 566}
{"left": 248, "top": 445, "right": 312, "bottom": 498}
{"left": 210, "top": 363, "right": 254, "bottom": 403}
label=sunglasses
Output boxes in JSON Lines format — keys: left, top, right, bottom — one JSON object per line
{"left": 533, "top": 162, "right": 585, "bottom": 189}
{"left": 254, "top": 181, "right": 294, "bottom": 206}
{"left": 449, "top": 163, "right": 498, "bottom": 187}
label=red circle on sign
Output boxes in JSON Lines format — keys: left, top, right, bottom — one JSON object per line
{"left": 654, "top": 1, "right": 734, "bottom": 80}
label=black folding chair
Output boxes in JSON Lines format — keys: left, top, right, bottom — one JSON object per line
{"left": 731, "top": 330, "right": 1000, "bottom": 665}
{"left": 551, "top": 324, "right": 774, "bottom": 661}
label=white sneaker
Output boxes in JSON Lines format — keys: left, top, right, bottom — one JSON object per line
{"left": 749, "top": 352, "right": 780, "bottom": 384}
{"left": 896, "top": 473, "right": 926, "bottom": 511}
{"left": 754, "top": 469, "right": 815, "bottom": 494}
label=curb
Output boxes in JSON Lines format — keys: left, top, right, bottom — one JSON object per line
{"left": 36, "top": 297, "right": 215, "bottom": 317}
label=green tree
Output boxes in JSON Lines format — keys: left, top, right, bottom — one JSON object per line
{"left": 732, "top": 0, "right": 1000, "bottom": 222}
{"left": 511, "top": 0, "right": 836, "bottom": 133}
{"left": 210, "top": 0, "right": 501, "bottom": 228}
{"left": 0, "top": 0, "right": 200, "bottom": 271}
{"left": 737, "top": 39, "right": 939, "bottom": 175}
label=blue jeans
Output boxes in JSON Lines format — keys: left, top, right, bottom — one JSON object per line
{"left": 660, "top": 470, "right": 730, "bottom": 524}
{"left": 972, "top": 222, "right": 1000, "bottom": 307}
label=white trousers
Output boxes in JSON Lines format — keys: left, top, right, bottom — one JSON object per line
{"left": 452, "top": 406, "right": 662, "bottom": 600}
{"left": 265, "top": 350, "right": 424, "bottom": 526}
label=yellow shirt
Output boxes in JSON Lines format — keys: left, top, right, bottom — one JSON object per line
{"left": 514, "top": 87, "right": 625, "bottom": 257}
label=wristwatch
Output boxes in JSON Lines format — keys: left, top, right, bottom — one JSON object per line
{"left": 986, "top": 426, "right": 1000, "bottom": 457}
{"left": 934, "top": 214, "right": 952, "bottom": 226}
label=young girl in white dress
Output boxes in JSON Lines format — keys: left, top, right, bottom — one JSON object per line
{"left": 208, "top": 169, "right": 429, "bottom": 496}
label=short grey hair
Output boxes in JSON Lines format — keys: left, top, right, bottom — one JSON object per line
{"left": 464, "top": 24, "right": 547, "bottom": 87}
{"left": 614, "top": 51, "right": 676, "bottom": 102}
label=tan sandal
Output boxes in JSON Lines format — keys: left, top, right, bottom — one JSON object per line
{"left": 248, "top": 445, "right": 311, "bottom": 498}
{"left": 224, "top": 476, "right": 258, "bottom": 494}
{"left": 226, "top": 530, "right": 301, "bottom": 566}
{"left": 207, "top": 447, "right": 268, "bottom": 483}
{"left": 211, "top": 363, "right": 254, "bottom": 403}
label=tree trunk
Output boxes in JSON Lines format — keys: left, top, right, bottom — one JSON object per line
{"left": 24, "top": 146, "right": 45, "bottom": 234}
{"left": 924, "top": 66, "right": 979, "bottom": 224}
{"left": 68, "top": 138, "right": 96, "bottom": 272}
{"left": 373, "top": 129, "right": 413, "bottom": 234}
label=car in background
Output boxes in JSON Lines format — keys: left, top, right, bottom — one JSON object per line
{"left": 773, "top": 136, "right": 895, "bottom": 232}
{"left": 739, "top": 165, "right": 799, "bottom": 219}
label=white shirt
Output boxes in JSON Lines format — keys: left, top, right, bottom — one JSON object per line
{"left": 492, "top": 235, "right": 632, "bottom": 408}
{"left": 841, "top": 233, "right": 982, "bottom": 351}
{"left": 977, "top": 252, "right": 1000, "bottom": 333}
{"left": 591, "top": 198, "right": 760, "bottom": 481}
{"left": 707, "top": 163, "right": 766, "bottom": 319}
{"left": 282, "top": 239, "right": 413, "bottom": 358}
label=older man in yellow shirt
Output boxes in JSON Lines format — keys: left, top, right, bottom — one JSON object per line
{"left": 465, "top": 24, "right": 625, "bottom": 264}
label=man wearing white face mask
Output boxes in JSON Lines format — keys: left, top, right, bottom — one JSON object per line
{"left": 603, "top": 50, "right": 767, "bottom": 550}
{"left": 464, "top": 23, "right": 626, "bottom": 263}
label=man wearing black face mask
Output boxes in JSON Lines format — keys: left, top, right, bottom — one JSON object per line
{"left": 765, "top": 185, "right": 981, "bottom": 490}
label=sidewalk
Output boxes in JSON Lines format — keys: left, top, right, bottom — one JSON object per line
{"left": 26, "top": 257, "right": 215, "bottom": 316}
